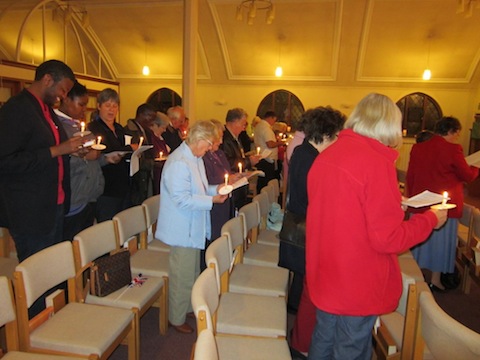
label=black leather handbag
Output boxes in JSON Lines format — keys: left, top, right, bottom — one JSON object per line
{"left": 278, "top": 210, "right": 306, "bottom": 274}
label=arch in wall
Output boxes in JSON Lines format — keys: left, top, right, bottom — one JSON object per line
{"left": 257, "top": 89, "right": 305, "bottom": 128}
{"left": 146, "top": 88, "right": 182, "bottom": 114}
{"left": 396, "top": 92, "right": 443, "bottom": 137}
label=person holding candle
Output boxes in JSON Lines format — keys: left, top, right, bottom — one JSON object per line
{"left": 307, "top": 93, "right": 447, "bottom": 359}
{"left": 150, "top": 112, "right": 170, "bottom": 194}
{"left": 202, "top": 119, "right": 235, "bottom": 270}
{"left": 88, "top": 88, "right": 138, "bottom": 222}
{"left": 54, "top": 81, "right": 106, "bottom": 241}
{"left": 407, "top": 116, "right": 479, "bottom": 291}
{"left": 163, "top": 106, "right": 186, "bottom": 152}
{"left": 156, "top": 120, "right": 227, "bottom": 334}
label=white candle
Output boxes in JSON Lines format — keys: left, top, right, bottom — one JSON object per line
{"left": 139, "top": 136, "right": 144, "bottom": 147}
{"left": 256, "top": 146, "right": 261, "bottom": 155}
{"left": 97, "top": 136, "right": 102, "bottom": 145}
{"left": 159, "top": 151, "right": 163, "bottom": 159}
{"left": 442, "top": 191, "right": 448, "bottom": 206}
{"left": 224, "top": 173, "right": 229, "bottom": 187}
{"left": 238, "top": 162, "right": 242, "bottom": 174}
{"left": 80, "top": 121, "right": 85, "bottom": 133}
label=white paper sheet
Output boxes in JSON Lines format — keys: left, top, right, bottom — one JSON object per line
{"left": 401, "top": 190, "right": 447, "bottom": 208}
{"left": 130, "top": 145, "right": 153, "bottom": 176}
{"left": 465, "top": 150, "right": 480, "bottom": 168}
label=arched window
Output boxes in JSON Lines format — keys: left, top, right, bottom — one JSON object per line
{"left": 146, "top": 88, "right": 182, "bottom": 114}
{"left": 396, "top": 92, "right": 442, "bottom": 137}
{"left": 257, "top": 89, "right": 304, "bottom": 128}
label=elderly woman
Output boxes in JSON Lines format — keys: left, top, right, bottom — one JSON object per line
{"left": 281, "top": 106, "right": 346, "bottom": 356}
{"left": 407, "top": 117, "right": 478, "bottom": 291}
{"left": 150, "top": 112, "right": 170, "bottom": 194}
{"left": 88, "top": 88, "right": 138, "bottom": 222}
{"left": 306, "top": 93, "right": 447, "bottom": 359}
{"left": 155, "top": 120, "right": 227, "bottom": 334}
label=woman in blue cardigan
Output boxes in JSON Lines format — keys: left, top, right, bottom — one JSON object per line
{"left": 155, "top": 120, "right": 227, "bottom": 334}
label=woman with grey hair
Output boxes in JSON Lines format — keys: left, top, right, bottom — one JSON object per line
{"left": 150, "top": 112, "right": 170, "bottom": 194}
{"left": 306, "top": 93, "right": 447, "bottom": 359}
{"left": 155, "top": 120, "right": 227, "bottom": 334}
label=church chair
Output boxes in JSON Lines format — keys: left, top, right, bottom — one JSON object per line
{"left": 141, "top": 195, "right": 170, "bottom": 253}
{"left": 191, "top": 267, "right": 286, "bottom": 339}
{"left": 13, "top": 242, "right": 137, "bottom": 359}
{"left": 112, "top": 205, "right": 169, "bottom": 316}
{"left": 193, "top": 327, "right": 291, "bottom": 360}
{"left": 238, "top": 202, "right": 280, "bottom": 267}
{"left": 206, "top": 233, "right": 288, "bottom": 298}
{"left": 414, "top": 291, "right": 480, "bottom": 360}
{"left": 73, "top": 220, "right": 168, "bottom": 355}
{"left": 461, "top": 207, "right": 480, "bottom": 293}
{"left": 253, "top": 192, "right": 280, "bottom": 247}
{"left": 0, "top": 276, "right": 85, "bottom": 360}
{"left": 0, "top": 228, "right": 17, "bottom": 280}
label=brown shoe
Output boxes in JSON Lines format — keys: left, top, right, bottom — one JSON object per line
{"left": 169, "top": 321, "right": 194, "bottom": 334}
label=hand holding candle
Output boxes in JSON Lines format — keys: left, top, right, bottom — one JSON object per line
{"left": 238, "top": 162, "right": 242, "bottom": 174}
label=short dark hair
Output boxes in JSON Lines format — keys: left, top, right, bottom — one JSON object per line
{"left": 226, "top": 108, "right": 247, "bottom": 122}
{"left": 302, "top": 106, "right": 346, "bottom": 144}
{"left": 34, "top": 60, "right": 75, "bottom": 83}
{"left": 67, "top": 81, "right": 88, "bottom": 100}
{"left": 415, "top": 130, "right": 434, "bottom": 143}
{"left": 434, "top": 116, "right": 461, "bottom": 136}
{"left": 263, "top": 111, "right": 276, "bottom": 119}
{"left": 97, "top": 88, "right": 119, "bottom": 105}
{"left": 136, "top": 103, "right": 155, "bottom": 117}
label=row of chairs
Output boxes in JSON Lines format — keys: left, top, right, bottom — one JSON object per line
{"left": 0, "top": 195, "right": 172, "bottom": 359}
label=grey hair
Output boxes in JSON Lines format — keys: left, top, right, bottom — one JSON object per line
{"left": 152, "top": 112, "right": 170, "bottom": 127}
{"left": 186, "top": 120, "right": 220, "bottom": 145}
{"left": 345, "top": 93, "right": 402, "bottom": 148}
{"left": 97, "top": 88, "right": 119, "bottom": 105}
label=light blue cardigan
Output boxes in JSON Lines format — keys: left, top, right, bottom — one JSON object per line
{"left": 155, "top": 142, "right": 217, "bottom": 249}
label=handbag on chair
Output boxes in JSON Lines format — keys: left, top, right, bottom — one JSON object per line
{"left": 90, "top": 249, "right": 132, "bottom": 297}
{"left": 278, "top": 209, "right": 306, "bottom": 274}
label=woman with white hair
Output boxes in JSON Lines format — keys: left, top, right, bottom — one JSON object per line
{"left": 155, "top": 120, "right": 227, "bottom": 334}
{"left": 306, "top": 93, "right": 447, "bottom": 359}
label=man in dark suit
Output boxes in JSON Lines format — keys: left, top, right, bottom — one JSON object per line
{"left": 0, "top": 59, "right": 82, "bottom": 262}
{"left": 163, "top": 105, "right": 185, "bottom": 152}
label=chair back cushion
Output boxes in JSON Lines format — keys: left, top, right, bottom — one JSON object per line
{"left": 253, "top": 192, "right": 270, "bottom": 218}
{"left": 194, "top": 329, "right": 218, "bottom": 360}
{"left": 191, "top": 268, "right": 219, "bottom": 332}
{"left": 396, "top": 272, "right": 416, "bottom": 316}
{"left": 221, "top": 216, "right": 244, "bottom": 251}
{"left": 0, "top": 276, "right": 15, "bottom": 326}
{"left": 419, "top": 291, "right": 480, "bottom": 360}
{"left": 206, "top": 236, "right": 231, "bottom": 292}
{"left": 16, "top": 241, "right": 75, "bottom": 307}
{"left": 142, "top": 195, "right": 160, "bottom": 227}
{"left": 113, "top": 205, "right": 146, "bottom": 246}
{"left": 74, "top": 221, "right": 117, "bottom": 267}
{"left": 239, "top": 202, "right": 260, "bottom": 233}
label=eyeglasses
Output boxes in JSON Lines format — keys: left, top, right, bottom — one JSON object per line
{"left": 204, "top": 139, "right": 213, "bottom": 146}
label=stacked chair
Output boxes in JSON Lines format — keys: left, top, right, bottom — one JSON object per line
{"left": 191, "top": 267, "right": 291, "bottom": 360}
{"left": 73, "top": 220, "right": 168, "bottom": 357}
{"left": 141, "top": 195, "right": 170, "bottom": 253}
{"left": 12, "top": 241, "right": 137, "bottom": 359}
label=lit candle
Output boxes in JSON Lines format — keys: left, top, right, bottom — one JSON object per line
{"left": 402, "top": 129, "right": 407, "bottom": 137}
{"left": 238, "top": 162, "right": 242, "bottom": 174}
{"left": 80, "top": 121, "right": 85, "bottom": 133}
{"left": 97, "top": 136, "right": 102, "bottom": 145}
{"left": 442, "top": 191, "right": 448, "bottom": 206}
{"left": 256, "top": 146, "right": 261, "bottom": 155}
{"left": 159, "top": 151, "right": 163, "bottom": 159}
{"left": 224, "top": 173, "right": 229, "bottom": 187}
{"left": 139, "top": 136, "right": 144, "bottom": 147}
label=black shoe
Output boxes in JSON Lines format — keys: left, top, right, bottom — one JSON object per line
{"left": 287, "top": 304, "right": 298, "bottom": 315}
{"left": 441, "top": 272, "right": 460, "bottom": 290}
{"left": 429, "top": 283, "right": 447, "bottom": 293}
{"left": 289, "top": 346, "right": 308, "bottom": 360}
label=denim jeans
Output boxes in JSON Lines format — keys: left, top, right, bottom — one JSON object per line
{"left": 308, "top": 308, "right": 376, "bottom": 360}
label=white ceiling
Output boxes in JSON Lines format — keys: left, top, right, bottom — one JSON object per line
{"left": 0, "top": 0, "right": 480, "bottom": 89}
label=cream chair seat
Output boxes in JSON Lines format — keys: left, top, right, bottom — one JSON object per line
{"left": 193, "top": 328, "right": 291, "bottom": 360}
{"left": 73, "top": 220, "right": 168, "bottom": 357}
{"left": 0, "top": 276, "right": 86, "bottom": 360}
{"left": 417, "top": 291, "right": 480, "bottom": 360}
{"left": 141, "top": 195, "right": 170, "bottom": 253}
{"left": 13, "top": 242, "right": 137, "bottom": 359}
{"left": 191, "top": 267, "right": 286, "bottom": 338}
{"left": 205, "top": 233, "right": 289, "bottom": 298}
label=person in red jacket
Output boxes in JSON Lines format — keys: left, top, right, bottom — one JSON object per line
{"left": 407, "top": 116, "right": 479, "bottom": 291}
{"left": 306, "top": 93, "right": 447, "bottom": 360}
